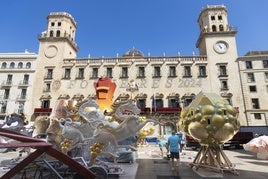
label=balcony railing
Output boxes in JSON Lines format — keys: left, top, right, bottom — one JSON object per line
{"left": 18, "top": 81, "right": 30, "bottom": 87}
{"left": 154, "top": 107, "right": 182, "bottom": 113}
{"left": 16, "top": 95, "right": 27, "bottom": 102}
{"left": 1, "top": 81, "right": 12, "bottom": 88}
{"left": 140, "top": 108, "right": 151, "bottom": 114}
{"left": 141, "top": 107, "right": 182, "bottom": 114}
{"left": 34, "top": 108, "right": 52, "bottom": 113}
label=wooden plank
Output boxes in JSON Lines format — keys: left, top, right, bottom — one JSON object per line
{"left": 47, "top": 147, "right": 96, "bottom": 178}
{"left": 0, "top": 142, "right": 52, "bottom": 148}
{"left": 1, "top": 149, "right": 44, "bottom": 179}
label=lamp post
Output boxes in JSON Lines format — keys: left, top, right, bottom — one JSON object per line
{"left": 126, "top": 80, "right": 139, "bottom": 100}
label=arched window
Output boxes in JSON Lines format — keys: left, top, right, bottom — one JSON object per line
{"left": 26, "top": 62, "right": 31, "bottom": 69}
{"left": 56, "top": 30, "right": 60, "bottom": 37}
{"left": 212, "top": 25, "right": 217, "bottom": 32}
{"left": 152, "top": 93, "right": 164, "bottom": 110}
{"left": 18, "top": 62, "right": 23, "bottom": 69}
{"left": 1, "top": 62, "right": 7, "bottom": 69}
{"left": 219, "top": 24, "right": 224, "bottom": 31}
{"left": 10, "top": 62, "right": 15, "bottom": 69}
{"left": 56, "top": 30, "right": 61, "bottom": 37}
{"left": 49, "top": 30, "right": 54, "bottom": 37}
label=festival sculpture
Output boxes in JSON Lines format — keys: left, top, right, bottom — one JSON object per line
{"left": 0, "top": 113, "right": 34, "bottom": 153}
{"left": 179, "top": 92, "right": 240, "bottom": 174}
{"left": 243, "top": 135, "right": 268, "bottom": 159}
{"left": 39, "top": 77, "right": 161, "bottom": 176}
{"left": 0, "top": 77, "right": 161, "bottom": 178}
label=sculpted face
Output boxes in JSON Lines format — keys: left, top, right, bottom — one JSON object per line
{"left": 46, "top": 118, "right": 63, "bottom": 146}
{"left": 32, "top": 116, "right": 50, "bottom": 137}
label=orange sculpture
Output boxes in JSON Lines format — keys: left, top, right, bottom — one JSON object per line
{"left": 94, "top": 77, "right": 116, "bottom": 113}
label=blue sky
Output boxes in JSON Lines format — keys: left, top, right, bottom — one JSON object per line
{"left": 0, "top": 0, "right": 267, "bottom": 57}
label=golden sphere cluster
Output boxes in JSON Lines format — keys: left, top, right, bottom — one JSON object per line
{"left": 139, "top": 128, "right": 155, "bottom": 139}
{"left": 179, "top": 103, "right": 240, "bottom": 146}
{"left": 90, "top": 142, "right": 104, "bottom": 158}
{"left": 61, "top": 139, "right": 73, "bottom": 153}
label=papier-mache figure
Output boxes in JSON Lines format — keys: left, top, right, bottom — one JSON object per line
{"left": 243, "top": 135, "right": 268, "bottom": 160}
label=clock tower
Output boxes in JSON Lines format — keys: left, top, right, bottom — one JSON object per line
{"left": 196, "top": 5, "right": 237, "bottom": 57}
{"left": 31, "top": 12, "right": 78, "bottom": 118}
{"left": 196, "top": 5, "right": 246, "bottom": 125}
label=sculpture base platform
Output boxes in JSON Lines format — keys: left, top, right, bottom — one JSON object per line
{"left": 189, "top": 145, "right": 239, "bottom": 175}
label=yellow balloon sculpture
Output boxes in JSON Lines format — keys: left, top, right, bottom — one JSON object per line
{"left": 179, "top": 92, "right": 240, "bottom": 146}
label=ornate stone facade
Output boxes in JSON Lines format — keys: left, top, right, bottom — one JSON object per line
{"left": 0, "top": 5, "right": 267, "bottom": 131}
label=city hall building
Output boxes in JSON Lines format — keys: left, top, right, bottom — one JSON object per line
{"left": 0, "top": 5, "right": 267, "bottom": 132}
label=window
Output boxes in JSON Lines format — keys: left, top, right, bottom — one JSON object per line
{"left": 247, "top": 73, "right": 255, "bottom": 82}
{"left": 121, "top": 67, "right": 128, "bottom": 78}
{"left": 169, "top": 66, "right": 176, "bottom": 77}
{"left": 212, "top": 25, "right": 216, "bottom": 32}
{"left": 1, "top": 104, "right": 6, "bottom": 113}
{"left": 1, "top": 62, "right": 7, "bottom": 69}
{"left": 218, "top": 15, "right": 222, "bottom": 20}
{"left": 225, "top": 98, "right": 233, "bottom": 105}
{"left": 106, "top": 67, "right": 113, "bottom": 78}
{"left": 51, "top": 22, "right": 55, "bottom": 26}
{"left": 249, "top": 85, "right": 257, "bottom": 92}
{"left": 44, "top": 83, "right": 51, "bottom": 92}
{"left": 18, "top": 103, "right": 24, "bottom": 114}
{"left": 20, "top": 89, "right": 27, "bottom": 99}
{"left": 77, "top": 68, "right": 84, "bottom": 79}
{"left": 58, "top": 22, "right": 61, "bottom": 26}
{"left": 18, "top": 62, "right": 23, "bottom": 69}
{"left": 92, "top": 68, "right": 98, "bottom": 79}
{"left": 245, "top": 61, "right": 252, "bottom": 69}
{"left": 265, "top": 72, "right": 268, "bottom": 81}
{"left": 219, "top": 24, "right": 224, "bottom": 31}
{"left": 183, "top": 98, "right": 193, "bottom": 107}
{"left": 137, "top": 99, "right": 146, "bottom": 108}
{"left": 153, "top": 66, "right": 161, "bottom": 77}
{"left": 4, "top": 89, "right": 10, "bottom": 99}
{"left": 64, "top": 68, "right": 71, "bottom": 79}
{"left": 199, "top": 66, "right": 207, "bottom": 77}
{"left": 221, "top": 80, "right": 228, "bottom": 90}
{"left": 49, "top": 30, "right": 54, "bottom": 37}
{"left": 152, "top": 98, "right": 163, "bottom": 109}
{"left": 168, "top": 98, "right": 179, "bottom": 108}
{"left": 23, "top": 74, "right": 29, "bottom": 85}
{"left": 41, "top": 100, "right": 50, "bottom": 108}
{"left": 137, "top": 66, "right": 145, "bottom": 78}
{"left": 46, "top": 69, "right": 53, "bottom": 79}
{"left": 7, "top": 74, "right": 12, "bottom": 84}
{"left": 251, "top": 98, "right": 260, "bottom": 109}
{"left": 56, "top": 30, "right": 60, "bottom": 37}
{"left": 254, "top": 113, "right": 262, "bottom": 120}
{"left": 26, "top": 62, "right": 31, "bottom": 69}
{"left": 184, "top": 66, "right": 191, "bottom": 77}
{"left": 219, "top": 65, "right": 227, "bottom": 76}
{"left": 10, "top": 62, "right": 15, "bottom": 69}
{"left": 211, "top": 16, "right": 215, "bottom": 20}
{"left": 263, "top": 60, "right": 268, "bottom": 68}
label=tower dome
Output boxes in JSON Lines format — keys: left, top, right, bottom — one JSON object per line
{"left": 123, "top": 47, "right": 143, "bottom": 57}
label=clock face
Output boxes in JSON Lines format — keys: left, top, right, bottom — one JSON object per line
{"left": 214, "top": 41, "right": 228, "bottom": 54}
{"left": 44, "top": 45, "right": 58, "bottom": 58}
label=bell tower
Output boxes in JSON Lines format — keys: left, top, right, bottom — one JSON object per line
{"left": 196, "top": 5, "right": 237, "bottom": 56}
{"left": 38, "top": 12, "right": 78, "bottom": 62}
{"left": 195, "top": 5, "right": 247, "bottom": 126}
{"left": 31, "top": 12, "right": 78, "bottom": 118}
